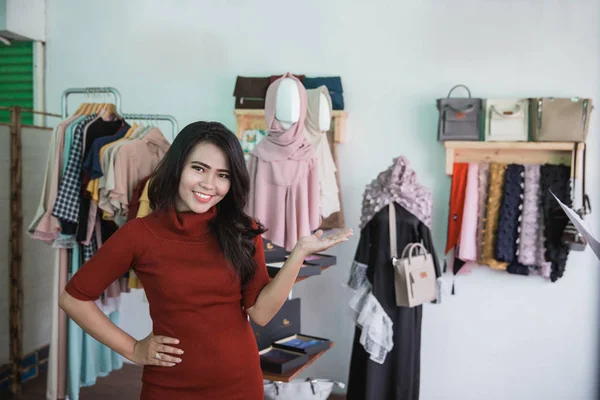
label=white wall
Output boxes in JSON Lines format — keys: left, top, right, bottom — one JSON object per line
{"left": 44, "top": 1, "right": 600, "bottom": 399}
{"left": 1, "top": 0, "right": 46, "bottom": 41}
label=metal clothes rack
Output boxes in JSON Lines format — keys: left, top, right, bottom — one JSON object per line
{"left": 61, "top": 87, "right": 122, "bottom": 118}
{"left": 121, "top": 113, "right": 179, "bottom": 141}
{"left": 44, "top": 87, "right": 179, "bottom": 399}
{"left": 61, "top": 86, "right": 179, "bottom": 140}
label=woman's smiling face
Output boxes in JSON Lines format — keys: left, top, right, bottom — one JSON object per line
{"left": 174, "top": 141, "right": 231, "bottom": 213}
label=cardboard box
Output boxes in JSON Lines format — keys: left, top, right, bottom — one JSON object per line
{"left": 251, "top": 298, "right": 301, "bottom": 351}
{"left": 266, "top": 262, "right": 322, "bottom": 279}
{"left": 263, "top": 239, "right": 290, "bottom": 263}
{"left": 259, "top": 346, "right": 308, "bottom": 374}
{"left": 272, "top": 334, "right": 331, "bottom": 356}
{"left": 290, "top": 253, "right": 336, "bottom": 268}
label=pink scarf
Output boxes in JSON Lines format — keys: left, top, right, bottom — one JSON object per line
{"left": 250, "top": 73, "right": 314, "bottom": 162}
{"left": 458, "top": 163, "right": 480, "bottom": 262}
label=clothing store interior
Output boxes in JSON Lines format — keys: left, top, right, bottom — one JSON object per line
{"left": 1, "top": 1, "right": 600, "bottom": 400}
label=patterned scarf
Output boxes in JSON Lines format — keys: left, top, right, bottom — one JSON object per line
{"left": 359, "top": 156, "right": 432, "bottom": 229}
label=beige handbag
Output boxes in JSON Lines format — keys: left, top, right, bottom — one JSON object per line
{"left": 484, "top": 99, "right": 529, "bottom": 141}
{"left": 530, "top": 97, "right": 593, "bottom": 142}
{"left": 388, "top": 203, "right": 437, "bottom": 308}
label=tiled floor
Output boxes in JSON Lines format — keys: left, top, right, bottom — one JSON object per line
{"left": 1, "top": 365, "right": 346, "bottom": 399}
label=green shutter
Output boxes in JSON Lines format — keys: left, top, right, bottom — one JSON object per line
{"left": 0, "top": 41, "right": 34, "bottom": 125}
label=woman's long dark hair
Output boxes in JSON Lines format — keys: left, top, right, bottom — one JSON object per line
{"left": 148, "top": 121, "right": 266, "bottom": 288}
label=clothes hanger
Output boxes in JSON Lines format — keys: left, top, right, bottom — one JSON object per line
{"left": 74, "top": 103, "right": 86, "bottom": 116}
{"left": 83, "top": 102, "right": 94, "bottom": 115}
{"left": 101, "top": 103, "right": 118, "bottom": 121}
{"left": 130, "top": 121, "right": 150, "bottom": 140}
{"left": 81, "top": 92, "right": 92, "bottom": 115}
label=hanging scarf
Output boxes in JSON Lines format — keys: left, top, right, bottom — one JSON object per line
{"left": 304, "top": 86, "right": 332, "bottom": 146}
{"left": 304, "top": 86, "right": 340, "bottom": 219}
{"left": 458, "top": 163, "right": 480, "bottom": 262}
{"left": 445, "top": 163, "right": 469, "bottom": 254}
{"left": 359, "top": 156, "right": 432, "bottom": 229}
{"left": 250, "top": 73, "right": 313, "bottom": 162}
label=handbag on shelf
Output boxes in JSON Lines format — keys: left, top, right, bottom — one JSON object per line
{"left": 484, "top": 98, "right": 529, "bottom": 141}
{"left": 562, "top": 144, "right": 592, "bottom": 251}
{"left": 389, "top": 203, "right": 437, "bottom": 307}
{"left": 263, "top": 378, "right": 345, "bottom": 400}
{"left": 530, "top": 97, "right": 593, "bottom": 142}
{"left": 233, "top": 76, "right": 271, "bottom": 109}
{"left": 436, "top": 84, "right": 482, "bottom": 141}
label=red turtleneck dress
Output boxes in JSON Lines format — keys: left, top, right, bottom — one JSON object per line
{"left": 64, "top": 206, "right": 271, "bottom": 399}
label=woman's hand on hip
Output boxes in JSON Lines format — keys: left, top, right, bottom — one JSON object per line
{"left": 132, "top": 332, "right": 183, "bottom": 367}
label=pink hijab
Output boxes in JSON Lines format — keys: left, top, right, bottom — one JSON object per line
{"left": 250, "top": 73, "right": 314, "bottom": 162}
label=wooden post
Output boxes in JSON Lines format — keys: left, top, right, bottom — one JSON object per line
{"left": 9, "top": 106, "right": 23, "bottom": 395}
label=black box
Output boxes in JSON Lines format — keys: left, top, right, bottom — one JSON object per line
{"left": 251, "top": 298, "right": 301, "bottom": 351}
{"left": 290, "top": 252, "right": 337, "bottom": 268}
{"left": 259, "top": 346, "right": 308, "bottom": 374}
{"left": 272, "top": 334, "right": 331, "bottom": 356}
{"left": 266, "top": 262, "right": 322, "bottom": 279}
{"left": 263, "top": 239, "right": 290, "bottom": 263}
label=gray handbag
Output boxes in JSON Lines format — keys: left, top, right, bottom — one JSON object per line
{"left": 437, "top": 84, "right": 482, "bottom": 141}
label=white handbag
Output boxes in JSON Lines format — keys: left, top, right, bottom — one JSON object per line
{"left": 389, "top": 203, "right": 437, "bottom": 308}
{"left": 484, "top": 99, "right": 529, "bottom": 141}
{"left": 263, "top": 379, "right": 345, "bottom": 400}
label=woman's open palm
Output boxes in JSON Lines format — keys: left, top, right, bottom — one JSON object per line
{"left": 296, "top": 228, "right": 353, "bottom": 256}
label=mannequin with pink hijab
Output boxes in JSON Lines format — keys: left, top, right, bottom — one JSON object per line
{"left": 246, "top": 73, "right": 320, "bottom": 251}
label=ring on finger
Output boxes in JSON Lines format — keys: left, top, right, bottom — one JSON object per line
{"left": 155, "top": 352, "right": 162, "bottom": 360}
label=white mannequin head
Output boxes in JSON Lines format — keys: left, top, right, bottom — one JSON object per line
{"left": 275, "top": 78, "right": 301, "bottom": 129}
{"left": 318, "top": 92, "right": 331, "bottom": 131}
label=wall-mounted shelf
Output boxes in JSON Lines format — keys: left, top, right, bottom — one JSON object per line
{"left": 444, "top": 141, "right": 585, "bottom": 178}
{"left": 262, "top": 342, "right": 334, "bottom": 382}
{"left": 234, "top": 109, "right": 348, "bottom": 144}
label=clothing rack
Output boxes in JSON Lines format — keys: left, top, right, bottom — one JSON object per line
{"left": 61, "top": 87, "right": 122, "bottom": 118}
{"left": 41, "top": 87, "right": 179, "bottom": 400}
{"left": 121, "top": 113, "right": 179, "bottom": 141}
{"left": 61, "top": 86, "right": 179, "bottom": 140}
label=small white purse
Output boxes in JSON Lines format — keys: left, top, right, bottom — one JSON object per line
{"left": 484, "top": 99, "right": 529, "bottom": 141}
{"left": 389, "top": 204, "right": 437, "bottom": 308}
{"left": 263, "top": 379, "right": 345, "bottom": 400}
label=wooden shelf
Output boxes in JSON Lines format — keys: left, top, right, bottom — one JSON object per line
{"left": 443, "top": 141, "right": 585, "bottom": 178}
{"left": 234, "top": 109, "right": 348, "bottom": 144}
{"left": 262, "top": 342, "right": 334, "bottom": 382}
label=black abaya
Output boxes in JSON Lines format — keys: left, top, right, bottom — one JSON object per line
{"left": 347, "top": 202, "right": 440, "bottom": 400}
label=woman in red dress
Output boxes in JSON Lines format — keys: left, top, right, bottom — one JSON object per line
{"left": 59, "top": 121, "right": 352, "bottom": 399}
